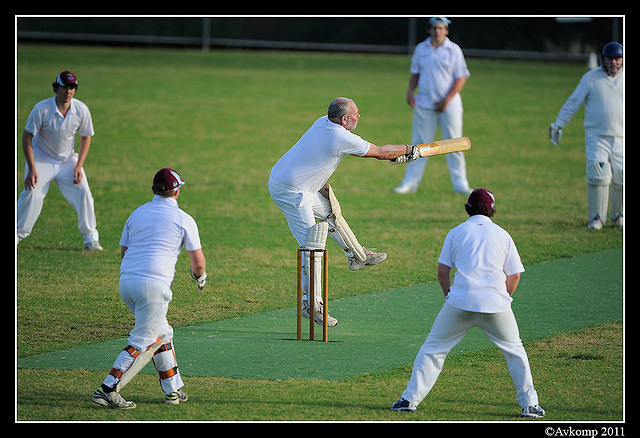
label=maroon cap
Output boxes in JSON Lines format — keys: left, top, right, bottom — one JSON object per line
{"left": 466, "top": 188, "right": 495, "bottom": 211}
{"left": 153, "top": 168, "right": 185, "bottom": 192}
{"left": 56, "top": 71, "right": 78, "bottom": 87}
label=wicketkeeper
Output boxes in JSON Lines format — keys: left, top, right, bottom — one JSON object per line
{"left": 269, "top": 97, "right": 419, "bottom": 327}
{"left": 549, "top": 42, "right": 623, "bottom": 230}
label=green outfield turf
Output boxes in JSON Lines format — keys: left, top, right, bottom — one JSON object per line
{"left": 16, "top": 44, "right": 623, "bottom": 422}
{"left": 18, "top": 248, "right": 622, "bottom": 382}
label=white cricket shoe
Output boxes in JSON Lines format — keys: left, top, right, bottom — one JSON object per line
{"left": 393, "top": 183, "right": 417, "bottom": 194}
{"left": 92, "top": 388, "right": 136, "bottom": 409}
{"left": 301, "top": 301, "right": 338, "bottom": 327}
{"left": 391, "top": 398, "right": 417, "bottom": 412}
{"left": 588, "top": 215, "right": 604, "bottom": 230}
{"left": 521, "top": 405, "right": 545, "bottom": 418}
{"left": 348, "top": 249, "right": 387, "bottom": 271}
{"left": 165, "top": 389, "right": 188, "bottom": 405}
{"left": 84, "top": 241, "right": 103, "bottom": 251}
{"left": 611, "top": 213, "right": 623, "bottom": 229}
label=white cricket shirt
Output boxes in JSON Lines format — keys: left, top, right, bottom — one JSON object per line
{"left": 555, "top": 66, "right": 623, "bottom": 137}
{"left": 410, "top": 37, "right": 470, "bottom": 111}
{"left": 269, "top": 116, "right": 370, "bottom": 193}
{"left": 438, "top": 215, "right": 524, "bottom": 313}
{"left": 119, "top": 196, "right": 202, "bottom": 287}
{"left": 24, "top": 97, "right": 95, "bottom": 163}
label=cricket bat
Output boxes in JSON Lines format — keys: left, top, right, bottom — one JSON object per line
{"left": 115, "top": 339, "right": 165, "bottom": 392}
{"left": 417, "top": 136, "right": 471, "bottom": 157}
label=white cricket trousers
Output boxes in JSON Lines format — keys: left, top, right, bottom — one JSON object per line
{"left": 16, "top": 154, "right": 99, "bottom": 244}
{"left": 399, "top": 106, "right": 470, "bottom": 192}
{"left": 112, "top": 278, "right": 183, "bottom": 394}
{"left": 268, "top": 177, "right": 331, "bottom": 247}
{"left": 402, "top": 302, "right": 539, "bottom": 409}
{"left": 268, "top": 177, "right": 346, "bottom": 308}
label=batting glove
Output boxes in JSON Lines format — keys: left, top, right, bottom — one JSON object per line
{"left": 190, "top": 268, "right": 207, "bottom": 291}
{"left": 391, "top": 145, "right": 419, "bottom": 164}
{"left": 549, "top": 123, "right": 562, "bottom": 146}
{"left": 406, "top": 144, "right": 420, "bottom": 161}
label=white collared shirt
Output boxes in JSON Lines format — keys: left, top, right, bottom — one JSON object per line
{"left": 24, "top": 97, "right": 95, "bottom": 163}
{"left": 554, "top": 66, "right": 623, "bottom": 137}
{"left": 410, "top": 37, "right": 470, "bottom": 111}
{"left": 269, "top": 116, "right": 370, "bottom": 193}
{"left": 119, "top": 195, "right": 202, "bottom": 287}
{"left": 438, "top": 215, "right": 524, "bottom": 313}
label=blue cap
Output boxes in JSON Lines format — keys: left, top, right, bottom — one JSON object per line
{"left": 602, "top": 42, "right": 623, "bottom": 58}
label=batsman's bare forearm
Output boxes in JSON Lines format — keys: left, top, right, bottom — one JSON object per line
{"left": 363, "top": 143, "right": 411, "bottom": 160}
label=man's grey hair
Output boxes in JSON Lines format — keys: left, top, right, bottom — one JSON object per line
{"left": 327, "top": 97, "right": 353, "bottom": 122}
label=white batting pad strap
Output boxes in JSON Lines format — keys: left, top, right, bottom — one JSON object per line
{"left": 319, "top": 183, "right": 366, "bottom": 262}
{"left": 305, "top": 222, "right": 328, "bottom": 249}
{"left": 301, "top": 251, "right": 324, "bottom": 308}
{"left": 586, "top": 160, "right": 612, "bottom": 185}
{"left": 333, "top": 215, "right": 366, "bottom": 262}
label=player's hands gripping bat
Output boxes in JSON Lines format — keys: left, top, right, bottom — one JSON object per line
{"left": 390, "top": 137, "right": 471, "bottom": 164}
{"left": 390, "top": 144, "right": 420, "bottom": 164}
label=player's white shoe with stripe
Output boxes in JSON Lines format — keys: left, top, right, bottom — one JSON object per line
{"left": 91, "top": 388, "right": 136, "bottom": 409}
{"left": 348, "top": 249, "right": 387, "bottom": 271}
{"left": 301, "top": 301, "right": 338, "bottom": 327}
{"left": 165, "top": 389, "right": 188, "bottom": 404}
{"left": 588, "top": 215, "right": 604, "bottom": 230}
{"left": 611, "top": 213, "right": 623, "bottom": 229}
{"left": 391, "top": 398, "right": 417, "bottom": 412}
{"left": 521, "top": 405, "right": 545, "bottom": 418}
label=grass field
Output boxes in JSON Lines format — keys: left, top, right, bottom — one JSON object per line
{"left": 16, "top": 44, "right": 623, "bottom": 423}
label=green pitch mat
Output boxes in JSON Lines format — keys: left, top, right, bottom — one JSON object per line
{"left": 18, "top": 248, "right": 622, "bottom": 381}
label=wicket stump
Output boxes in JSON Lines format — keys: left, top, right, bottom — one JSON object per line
{"left": 296, "top": 248, "right": 328, "bottom": 342}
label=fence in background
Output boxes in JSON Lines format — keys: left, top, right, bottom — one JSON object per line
{"left": 17, "top": 16, "right": 624, "bottom": 62}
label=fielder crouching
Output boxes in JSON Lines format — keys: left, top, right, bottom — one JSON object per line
{"left": 92, "top": 168, "right": 207, "bottom": 409}
{"left": 269, "top": 97, "right": 419, "bottom": 326}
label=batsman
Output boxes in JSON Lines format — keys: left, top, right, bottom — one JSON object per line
{"left": 269, "top": 97, "right": 420, "bottom": 326}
